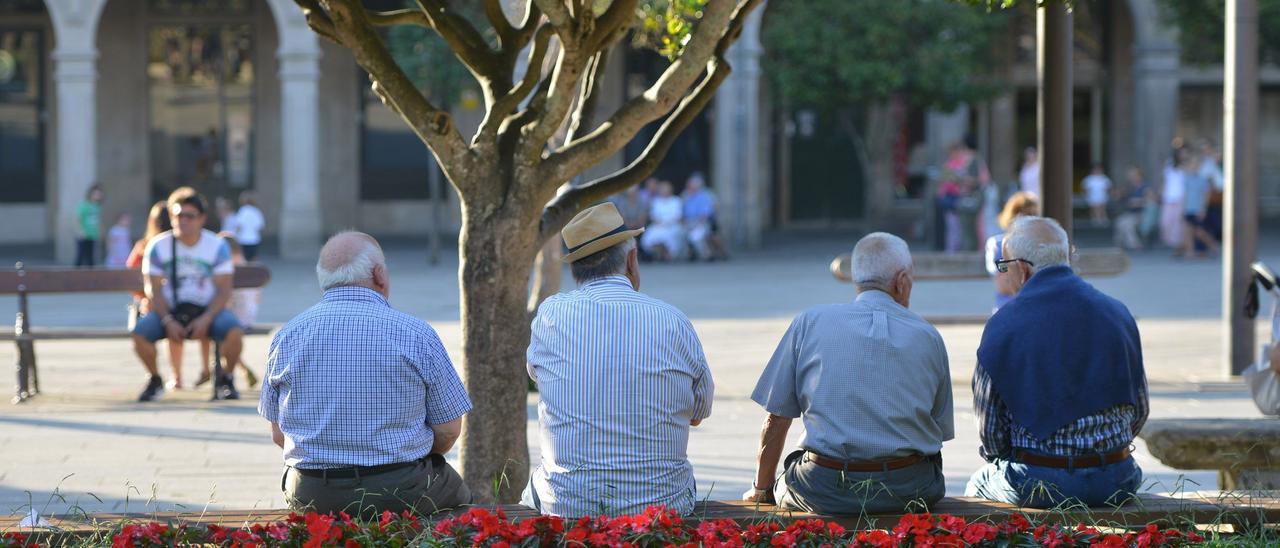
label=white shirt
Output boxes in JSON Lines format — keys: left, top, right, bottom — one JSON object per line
{"left": 234, "top": 204, "right": 265, "bottom": 245}
{"left": 1083, "top": 174, "right": 1112, "bottom": 205}
{"left": 1019, "top": 162, "right": 1040, "bottom": 197}
{"left": 1162, "top": 164, "right": 1185, "bottom": 204}
{"left": 141, "top": 230, "right": 234, "bottom": 307}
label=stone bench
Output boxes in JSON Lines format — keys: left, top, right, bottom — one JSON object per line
{"left": 1141, "top": 418, "right": 1280, "bottom": 489}
{"left": 5, "top": 493, "right": 1278, "bottom": 543}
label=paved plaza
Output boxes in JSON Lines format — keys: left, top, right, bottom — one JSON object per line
{"left": 2, "top": 231, "right": 1279, "bottom": 515}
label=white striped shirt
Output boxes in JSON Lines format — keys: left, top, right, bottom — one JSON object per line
{"left": 527, "top": 275, "right": 714, "bottom": 517}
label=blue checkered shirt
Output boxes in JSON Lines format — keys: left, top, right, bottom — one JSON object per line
{"left": 973, "top": 363, "right": 1148, "bottom": 461}
{"left": 258, "top": 287, "right": 471, "bottom": 469}
{"left": 527, "top": 275, "right": 714, "bottom": 518}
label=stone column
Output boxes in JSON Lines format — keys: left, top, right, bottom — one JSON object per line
{"left": 713, "top": 8, "right": 764, "bottom": 249}
{"left": 52, "top": 48, "right": 97, "bottom": 264}
{"left": 1131, "top": 44, "right": 1180, "bottom": 191}
{"left": 990, "top": 93, "right": 1017, "bottom": 185}
{"left": 277, "top": 47, "right": 323, "bottom": 259}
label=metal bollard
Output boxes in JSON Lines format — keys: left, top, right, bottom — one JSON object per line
{"left": 12, "top": 261, "right": 37, "bottom": 404}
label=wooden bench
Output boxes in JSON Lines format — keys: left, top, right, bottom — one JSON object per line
{"left": 0, "top": 262, "right": 271, "bottom": 404}
{"left": 1141, "top": 418, "right": 1280, "bottom": 490}
{"left": 3, "top": 494, "right": 1278, "bottom": 543}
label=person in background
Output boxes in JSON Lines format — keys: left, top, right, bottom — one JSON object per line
{"left": 233, "top": 191, "right": 265, "bottom": 261}
{"left": 640, "top": 180, "right": 686, "bottom": 262}
{"left": 1082, "top": 164, "right": 1112, "bottom": 227}
{"left": 610, "top": 184, "right": 649, "bottom": 232}
{"left": 216, "top": 196, "right": 239, "bottom": 236}
{"left": 127, "top": 201, "right": 211, "bottom": 389}
{"left": 1114, "top": 167, "right": 1151, "bottom": 251}
{"left": 682, "top": 173, "right": 726, "bottom": 261}
{"left": 1159, "top": 147, "right": 1187, "bottom": 249}
{"left": 218, "top": 232, "right": 260, "bottom": 389}
{"left": 985, "top": 192, "right": 1041, "bottom": 313}
{"left": 1019, "top": 147, "right": 1040, "bottom": 198}
{"left": 1178, "top": 154, "right": 1219, "bottom": 258}
{"left": 1197, "top": 140, "right": 1225, "bottom": 252}
{"left": 75, "top": 184, "right": 104, "bottom": 268}
{"left": 105, "top": 212, "right": 133, "bottom": 267}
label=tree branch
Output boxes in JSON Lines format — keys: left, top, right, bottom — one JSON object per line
{"left": 484, "top": 0, "right": 517, "bottom": 49}
{"left": 566, "top": 46, "right": 611, "bottom": 145}
{"left": 293, "top": 0, "right": 343, "bottom": 44}
{"left": 586, "top": 0, "right": 638, "bottom": 52}
{"left": 476, "top": 24, "right": 555, "bottom": 146}
{"left": 413, "top": 0, "right": 503, "bottom": 81}
{"left": 538, "top": 0, "right": 746, "bottom": 183}
{"left": 317, "top": 0, "right": 471, "bottom": 179}
{"left": 517, "top": 41, "right": 589, "bottom": 162}
{"left": 538, "top": 57, "right": 730, "bottom": 244}
{"left": 364, "top": 8, "right": 429, "bottom": 27}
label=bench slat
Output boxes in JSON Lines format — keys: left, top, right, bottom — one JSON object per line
{"left": 0, "top": 266, "right": 270, "bottom": 294}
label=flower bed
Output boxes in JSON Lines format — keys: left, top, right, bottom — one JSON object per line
{"left": 1, "top": 505, "right": 1213, "bottom": 547}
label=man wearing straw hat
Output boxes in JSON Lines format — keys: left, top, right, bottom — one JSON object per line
{"left": 524, "top": 202, "right": 715, "bottom": 517}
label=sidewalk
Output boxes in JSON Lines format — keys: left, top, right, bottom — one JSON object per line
{"left": 2, "top": 233, "right": 1278, "bottom": 514}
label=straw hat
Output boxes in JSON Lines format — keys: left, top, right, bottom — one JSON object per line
{"left": 561, "top": 203, "right": 644, "bottom": 263}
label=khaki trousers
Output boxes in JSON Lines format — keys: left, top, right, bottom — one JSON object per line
{"left": 284, "top": 454, "right": 471, "bottom": 518}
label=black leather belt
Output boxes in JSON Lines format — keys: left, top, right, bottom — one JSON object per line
{"left": 1013, "top": 447, "right": 1131, "bottom": 469}
{"left": 293, "top": 456, "right": 428, "bottom": 479}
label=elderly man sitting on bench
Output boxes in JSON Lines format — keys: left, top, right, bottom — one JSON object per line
{"left": 745, "top": 232, "right": 953, "bottom": 514}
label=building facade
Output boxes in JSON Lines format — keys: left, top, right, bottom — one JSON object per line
{"left": 2, "top": 0, "right": 1277, "bottom": 261}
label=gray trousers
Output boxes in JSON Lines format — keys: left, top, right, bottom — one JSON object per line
{"left": 284, "top": 454, "right": 471, "bottom": 518}
{"left": 775, "top": 450, "right": 945, "bottom": 515}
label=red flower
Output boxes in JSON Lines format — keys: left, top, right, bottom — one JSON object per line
{"left": 961, "top": 523, "right": 996, "bottom": 544}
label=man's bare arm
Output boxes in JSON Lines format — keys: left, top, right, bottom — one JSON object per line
{"left": 430, "top": 418, "right": 463, "bottom": 455}
{"left": 744, "top": 413, "right": 793, "bottom": 503}
{"left": 270, "top": 422, "right": 285, "bottom": 449}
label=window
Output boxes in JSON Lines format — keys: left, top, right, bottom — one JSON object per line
{"left": 0, "top": 28, "right": 44, "bottom": 203}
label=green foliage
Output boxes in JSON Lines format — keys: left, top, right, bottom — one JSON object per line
{"left": 631, "top": 0, "right": 710, "bottom": 60}
{"left": 379, "top": 0, "right": 481, "bottom": 106}
{"left": 763, "top": 0, "right": 1009, "bottom": 111}
{"left": 1156, "top": 0, "right": 1280, "bottom": 66}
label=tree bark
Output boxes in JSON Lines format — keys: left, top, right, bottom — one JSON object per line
{"left": 862, "top": 101, "right": 898, "bottom": 225}
{"left": 457, "top": 199, "right": 540, "bottom": 503}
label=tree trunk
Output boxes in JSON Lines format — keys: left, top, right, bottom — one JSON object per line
{"left": 457, "top": 201, "right": 539, "bottom": 503}
{"left": 861, "top": 101, "right": 898, "bottom": 226}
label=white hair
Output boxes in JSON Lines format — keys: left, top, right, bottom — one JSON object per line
{"left": 851, "top": 232, "right": 912, "bottom": 290}
{"left": 316, "top": 239, "right": 383, "bottom": 290}
{"left": 1004, "top": 216, "right": 1070, "bottom": 273}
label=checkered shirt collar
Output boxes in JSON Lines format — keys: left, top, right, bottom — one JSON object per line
{"left": 321, "top": 286, "right": 389, "bottom": 306}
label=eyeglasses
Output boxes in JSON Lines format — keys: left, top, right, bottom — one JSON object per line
{"left": 172, "top": 211, "right": 199, "bottom": 220}
{"left": 994, "top": 257, "right": 1035, "bottom": 273}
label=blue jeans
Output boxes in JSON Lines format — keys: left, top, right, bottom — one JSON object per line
{"left": 965, "top": 456, "right": 1142, "bottom": 508}
{"left": 132, "top": 309, "right": 242, "bottom": 343}
{"left": 776, "top": 450, "right": 945, "bottom": 515}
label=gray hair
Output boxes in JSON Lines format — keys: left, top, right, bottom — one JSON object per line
{"left": 570, "top": 238, "right": 635, "bottom": 284}
{"left": 316, "top": 232, "right": 385, "bottom": 290}
{"left": 851, "top": 232, "right": 912, "bottom": 292}
{"left": 1003, "top": 216, "right": 1070, "bottom": 273}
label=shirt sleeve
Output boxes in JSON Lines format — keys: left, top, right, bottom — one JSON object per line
{"left": 933, "top": 334, "right": 955, "bottom": 441}
{"left": 212, "top": 237, "right": 235, "bottom": 276}
{"left": 141, "top": 236, "right": 161, "bottom": 276}
{"left": 419, "top": 328, "right": 473, "bottom": 425}
{"left": 750, "top": 315, "right": 804, "bottom": 419}
{"left": 973, "top": 362, "right": 1012, "bottom": 462}
{"left": 684, "top": 321, "right": 714, "bottom": 421}
{"left": 257, "top": 330, "right": 284, "bottom": 423}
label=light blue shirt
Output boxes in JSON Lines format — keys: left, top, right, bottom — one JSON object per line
{"left": 259, "top": 287, "right": 472, "bottom": 469}
{"left": 527, "top": 275, "right": 714, "bottom": 517}
{"left": 751, "top": 290, "right": 954, "bottom": 460}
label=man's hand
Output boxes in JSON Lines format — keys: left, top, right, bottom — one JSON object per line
{"left": 742, "top": 485, "right": 775, "bottom": 505}
{"left": 163, "top": 317, "right": 185, "bottom": 343}
{"left": 690, "top": 418, "right": 703, "bottom": 427}
{"left": 1269, "top": 343, "right": 1280, "bottom": 375}
{"left": 187, "top": 314, "right": 213, "bottom": 340}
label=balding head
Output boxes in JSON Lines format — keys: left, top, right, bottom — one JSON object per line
{"left": 1003, "top": 216, "right": 1070, "bottom": 274}
{"left": 316, "top": 231, "right": 387, "bottom": 293}
{"left": 851, "top": 232, "right": 914, "bottom": 307}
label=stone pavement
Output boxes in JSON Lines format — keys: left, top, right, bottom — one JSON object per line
{"left": 2, "top": 231, "right": 1279, "bottom": 514}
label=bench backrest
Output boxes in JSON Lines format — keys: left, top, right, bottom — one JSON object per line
{"left": 830, "top": 248, "right": 1130, "bottom": 283}
{"left": 0, "top": 265, "right": 271, "bottom": 294}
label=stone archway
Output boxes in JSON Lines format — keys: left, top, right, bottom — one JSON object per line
{"left": 44, "top": 0, "right": 322, "bottom": 262}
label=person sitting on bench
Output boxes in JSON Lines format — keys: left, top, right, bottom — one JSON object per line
{"left": 132, "top": 187, "right": 244, "bottom": 402}
{"left": 260, "top": 232, "right": 472, "bottom": 517}
{"left": 966, "top": 216, "right": 1148, "bottom": 507}
{"left": 745, "top": 232, "right": 953, "bottom": 514}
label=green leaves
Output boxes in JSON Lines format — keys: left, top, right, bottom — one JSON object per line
{"left": 1157, "top": 0, "right": 1280, "bottom": 66}
{"left": 763, "top": 0, "right": 1008, "bottom": 111}
{"left": 633, "top": 0, "right": 710, "bottom": 60}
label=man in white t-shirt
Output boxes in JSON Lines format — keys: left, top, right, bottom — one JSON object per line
{"left": 1082, "top": 163, "right": 1112, "bottom": 226}
{"left": 234, "top": 191, "right": 266, "bottom": 261}
{"left": 132, "top": 187, "right": 244, "bottom": 402}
